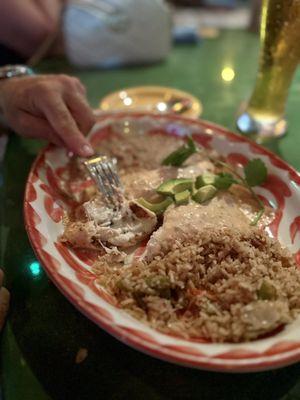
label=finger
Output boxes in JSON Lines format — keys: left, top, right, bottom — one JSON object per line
{"left": 58, "top": 74, "right": 86, "bottom": 96}
{"left": 74, "top": 80, "right": 86, "bottom": 96}
{"left": 65, "top": 92, "right": 95, "bottom": 136}
{"left": 39, "top": 95, "right": 94, "bottom": 157}
{"left": 13, "top": 111, "right": 65, "bottom": 147}
{"left": 0, "top": 287, "right": 10, "bottom": 331}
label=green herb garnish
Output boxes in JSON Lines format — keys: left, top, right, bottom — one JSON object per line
{"left": 244, "top": 159, "right": 268, "bottom": 187}
{"left": 215, "top": 158, "right": 267, "bottom": 226}
{"left": 162, "top": 136, "right": 198, "bottom": 167}
{"left": 214, "top": 172, "right": 237, "bottom": 190}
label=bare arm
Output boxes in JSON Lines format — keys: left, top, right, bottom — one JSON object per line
{"left": 0, "top": 0, "right": 63, "bottom": 58}
{"left": 33, "top": 0, "right": 65, "bottom": 23}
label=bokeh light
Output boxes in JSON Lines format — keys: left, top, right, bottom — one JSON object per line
{"left": 28, "top": 261, "right": 42, "bottom": 277}
{"left": 221, "top": 67, "right": 235, "bottom": 82}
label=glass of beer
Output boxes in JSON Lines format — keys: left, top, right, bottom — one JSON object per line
{"left": 236, "top": 0, "right": 300, "bottom": 141}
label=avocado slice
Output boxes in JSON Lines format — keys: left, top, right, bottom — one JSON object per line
{"left": 137, "top": 196, "right": 173, "bottom": 215}
{"left": 174, "top": 190, "right": 190, "bottom": 205}
{"left": 157, "top": 178, "right": 194, "bottom": 196}
{"left": 193, "top": 185, "right": 217, "bottom": 204}
{"left": 195, "top": 172, "right": 216, "bottom": 189}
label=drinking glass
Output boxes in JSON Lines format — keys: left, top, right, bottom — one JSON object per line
{"left": 237, "top": 0, "right": 300, "bottom": 141}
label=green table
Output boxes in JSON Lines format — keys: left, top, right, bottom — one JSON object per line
{"left": 2, "top": 30, "right": 300, "bottom": 400}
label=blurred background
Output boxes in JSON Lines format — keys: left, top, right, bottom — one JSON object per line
{"left": 0, "top": 0, "right": 261, "bottom": 69}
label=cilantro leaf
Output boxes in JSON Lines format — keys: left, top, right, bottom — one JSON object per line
{"left": 243, "top": 159, "right": 267, "bottom": 187}
{"left": 214, "top": 172, "right": 237, "bottom": 190}
{"left": 162, "top": 136, "right": 198, "bottom": 167}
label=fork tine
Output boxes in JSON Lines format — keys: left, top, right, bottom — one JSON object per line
{"left": 95, "top": 164, "right": 115, "bottom": 203}
{"left": 100, "top": 163, "right": 114, "bottom": 187}
{"left": 102, "top": 163, "right": 119, "bottom": 192}
{"left": 83, "top": 155, "right": 122, "bottom": 208}
{"left": 86, "top": 163, "right": 111, "bottom": 205}
{"left": 98, "top": 163, "right": 121, "bottom": 208}
{"left": 106, "top": 162, "right": 124, "bottom": 205}
{"left": 91, "top": 166, "right": 111, "bottom": 205}
{"left": 99, "top": 164, "right": 115, "bottom": 195}
{"left": 107, "top": 163, "right": 121, "bottom": 187}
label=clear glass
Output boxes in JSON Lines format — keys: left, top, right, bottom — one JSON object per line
{"left": 237, "top": 0, "right": 300, "bottom": 142}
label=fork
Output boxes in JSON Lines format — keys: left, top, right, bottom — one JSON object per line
{"left": 83, "top": 155, "right": 122, "bottom": 208}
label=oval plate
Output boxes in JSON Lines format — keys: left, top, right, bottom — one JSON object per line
{"left": 24, "top": 112, "right": 300, "bottom": 372}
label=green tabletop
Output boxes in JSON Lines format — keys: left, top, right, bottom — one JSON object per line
{"left": 1, "top": 30, "right": 300, "bottom": 400}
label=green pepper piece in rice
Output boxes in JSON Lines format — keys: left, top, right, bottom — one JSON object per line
{"left": 116, "top": 279, "right": 131, "bottom": 292}
{"left": 145, "top": 275, "right": 172, "bottom": 299}
{"left": 257, "top": 280, "right": 277, "bottom": 300}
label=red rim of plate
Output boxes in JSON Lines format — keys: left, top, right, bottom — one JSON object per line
{"left": 24, "top": 112, "right": 300, "bottom": 372}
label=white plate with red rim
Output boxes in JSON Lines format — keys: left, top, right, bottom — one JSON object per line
{"left": 24, "top": 112, "right": 300, "bottom": 373}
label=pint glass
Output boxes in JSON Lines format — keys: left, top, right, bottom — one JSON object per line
{"left": 237, "top": 0, "right": 300, "bottom": 141}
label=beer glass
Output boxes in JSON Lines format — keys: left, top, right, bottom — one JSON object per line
{"left": 237, "top": 0, "right": 300, "bottom": 141}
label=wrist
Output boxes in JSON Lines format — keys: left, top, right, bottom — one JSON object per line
{"left": 0, "top": 65, "right": 34, "bottom": 115}
{"left": 0, "top": 65, "right": 34, "bottom": 80}
{"left": 0, "top": 80, "right": 8, "bottom": 115}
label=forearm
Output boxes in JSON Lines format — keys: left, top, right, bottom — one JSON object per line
{"left": 0, "top": 0, "right": 62, "bottom": 58}
{"left": 0, "top": 78, "right": 10, "bottom": 114}
{"left": 33, "top": 0, "right": 65, "bottom": 24}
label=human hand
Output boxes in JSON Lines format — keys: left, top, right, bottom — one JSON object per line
{"left": 0, "top": 74, "right": 95, "bottom": 157}
{"left": 0, "top": 269, "right": 10, "bottom": 331}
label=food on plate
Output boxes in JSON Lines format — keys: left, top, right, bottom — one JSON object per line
{"left": 60, "top": 131, "right": 300, "bottom": 342}
{"left": 61, "top": 198, "right": 157, "bottom": 249}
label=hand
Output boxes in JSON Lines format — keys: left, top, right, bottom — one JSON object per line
{"left": 0, "top": 269, "right": 10, "bottom": 331}
{"left": 0, "top": 74, "right": 95, "bottom": 157}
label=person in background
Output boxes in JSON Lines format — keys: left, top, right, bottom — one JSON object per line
{"left": 0, "top": 0, "right": 64, "bottom": 65}
{"left": 0, "top": 0, "right": 171, "bottom": 68}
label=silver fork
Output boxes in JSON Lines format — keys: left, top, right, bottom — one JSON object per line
{"left": 83, "top": 155, "right": 122, "bottom": 208}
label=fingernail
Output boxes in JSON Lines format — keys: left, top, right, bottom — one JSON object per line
{"left": 82, "top": 144, "right": 94, "bottom": 157}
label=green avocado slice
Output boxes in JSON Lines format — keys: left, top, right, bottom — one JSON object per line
{"left": 137, "top": 196, "right": 173, "bottom": 215}
{"left": 174, "top": 190, "right": 190, "bottom": 205}
{"left": 195, "top": 172, "right": 216, "bottom": 189}
{"left": 193, "top": 185, "right": 218, "bottom": 204}
{"left": 157, "top": 178, "right": 194, "bottom": 196}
